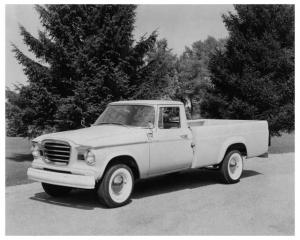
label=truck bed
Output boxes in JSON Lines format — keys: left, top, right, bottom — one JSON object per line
{"left": 188, "top": 119, "right": 256, "bottom": 127}
{"left": 187, "top": 119, "right": 269, "bottom": 168}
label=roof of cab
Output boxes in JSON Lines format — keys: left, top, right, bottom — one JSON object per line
{"left": 109, "top": 100, "right": 183, "bottom": 105}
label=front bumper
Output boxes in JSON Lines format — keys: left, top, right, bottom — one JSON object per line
{"left": 27, "top": 168, "right": 95, "bottom": 189}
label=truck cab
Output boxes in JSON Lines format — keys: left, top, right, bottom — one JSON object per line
{"left": 145, "top": 101, "right": 193, "bottom": 175}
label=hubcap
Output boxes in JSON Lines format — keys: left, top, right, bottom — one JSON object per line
{"left": 111, "top": 174, "right": 127, "bottom": 195}
{"left": 228, "top": 153, "right": 243, "bottom": 180}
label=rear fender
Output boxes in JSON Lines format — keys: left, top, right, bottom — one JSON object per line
{"left": 216, "top": 137, "right": 246, "bottom": 164}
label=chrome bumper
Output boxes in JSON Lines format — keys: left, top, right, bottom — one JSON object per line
{"left": 27, "top": 168, "right": 95, "bottom": 189}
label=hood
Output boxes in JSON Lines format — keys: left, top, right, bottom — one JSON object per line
{"left": 33, "top": 125, "right": 149, "bottom": 148}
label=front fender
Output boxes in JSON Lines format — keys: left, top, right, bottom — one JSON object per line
{"left": 95, "top": 150, "right": 139, "bottom": 181}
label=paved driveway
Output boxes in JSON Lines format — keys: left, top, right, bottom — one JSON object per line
{"left": 6, "top": 153, "right": 294, "bottom": 235}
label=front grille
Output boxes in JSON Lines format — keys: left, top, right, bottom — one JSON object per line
{"left": 42, "top": 140, "right": 71, "bottom": 164}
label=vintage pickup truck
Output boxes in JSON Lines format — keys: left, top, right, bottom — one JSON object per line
{"left": 28, "top": 100, "right": 269, "bottom": 207}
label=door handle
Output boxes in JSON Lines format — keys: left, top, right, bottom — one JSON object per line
{"left": 180, "top": 134, "right": 188, "bottom": 139}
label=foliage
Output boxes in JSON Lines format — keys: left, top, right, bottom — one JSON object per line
{"left": 202, "top": 5, "right": 294, "bottom": 136}
{"left": 7, "top": 5, "right": 294, "bottom": 137}
{"left": 6, "top": 5, "right": 157, "bottom": 137}
{"left": 176, "top": 36, "right": 226, "bottom": 118}
{"left": 133, "top": 39, "right": 179, "bottom": 99}
{"left": 6, "top": 89, "right": 24, "bottom": 137}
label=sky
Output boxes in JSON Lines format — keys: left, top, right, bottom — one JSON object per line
{"left": 5, "top": 4, "right": 234, "bottom": 89}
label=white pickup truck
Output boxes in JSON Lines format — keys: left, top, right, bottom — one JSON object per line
{"left": 28, "top": 100, "right": 269, "bottom": 207}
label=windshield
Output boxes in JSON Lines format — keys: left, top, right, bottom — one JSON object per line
{"left": 94, "top": 105, "right": 155, "bottom": 128}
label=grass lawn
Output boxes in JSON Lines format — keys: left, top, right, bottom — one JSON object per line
{"left": 6, "top": 137, "right": 33, "bottom": 186}
{"left": 268, "top": 132, "right": 295, "bottom": 154}
{"left": 5, "top": 132, "right": 294, "bottom": 187}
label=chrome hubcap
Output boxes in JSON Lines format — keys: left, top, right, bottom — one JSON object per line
{"left": 229, "top": 157, "right": 239, "bottom": 174}
{"left": 111, "top": 174, "right": 128, "bottom": 195}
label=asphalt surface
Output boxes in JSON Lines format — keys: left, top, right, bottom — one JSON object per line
{"left": 6, "top": 153, "right": 294, "bottom": 235}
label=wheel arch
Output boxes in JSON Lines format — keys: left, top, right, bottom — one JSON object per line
{"left": 225, "top": 143, "right": 247, "bottom": 157}
{"left": 98, "top": 153, "right": 140, "bottom": 181}
{"left": 217, "top": 137, "right": 247, "bottom": 164}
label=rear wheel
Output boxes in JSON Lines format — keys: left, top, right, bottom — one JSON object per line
{"left": 220, "top": 150, "right": 243, "bottom": 184}
{"left": 96, "top": 164, "right": 134, "bottom": 208}
{"left": 42, "top": 183, "right": 72, "bottom": 197}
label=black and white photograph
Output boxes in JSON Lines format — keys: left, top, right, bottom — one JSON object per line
{"left": 4, "top": 2, "right": 295, "bottom": 236}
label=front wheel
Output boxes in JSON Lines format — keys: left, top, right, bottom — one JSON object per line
{"left": 96, "top": 164, "right": 134, "bottom": 208}
{"left": 42, "top": 183, "right": 72, "bottom": 197}
{"left": 220, "top": 150, "right": 243, "bottom": 184}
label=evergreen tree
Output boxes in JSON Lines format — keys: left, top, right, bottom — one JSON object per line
{"left": 202, "top": 5, "right": 294, "bottom": 136}
{"left": 133, "top": 39, "right": 178, "bottom": 99}
{"left": 7, "top": 5, "right": 157, "bottom": 137}
{"left": 177, "top": 36, "right": 226, "bottom": 118}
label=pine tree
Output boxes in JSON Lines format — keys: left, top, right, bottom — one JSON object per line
{"left": 7, "top": 5, "right": 157, "bottom": 137}
{"left": 202, "top": 5, "right": 294, "bottom": 136}
{"left": 133, "top": 39, "right": 178, "bottom": 99}
{"left": 177, "top": 36, "right": 226, "bottom": 118}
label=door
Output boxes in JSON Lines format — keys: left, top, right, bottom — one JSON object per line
{"left": 149, "top": 106, "right": 193, "bottom": 175}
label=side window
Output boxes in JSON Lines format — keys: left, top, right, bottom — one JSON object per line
{"left": 158, "top": 107, "right": 181, "bottom": 129}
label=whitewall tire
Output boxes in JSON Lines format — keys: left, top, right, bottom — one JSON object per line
{"left": 220, "top": 150, "right": 243, "bottom": 184}
{"left": 97, "top": 164, "right": 134, "bottom": 208}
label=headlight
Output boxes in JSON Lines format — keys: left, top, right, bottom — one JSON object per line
{"left": 31, "top": 142, "right": 40, "bottom": 159}
{"left": 85, "top": 150, "right": 96, "bottom": 166}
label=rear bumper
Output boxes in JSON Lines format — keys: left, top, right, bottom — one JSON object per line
{"left": 27, "top": 168, "right": 95, "bottom": 189}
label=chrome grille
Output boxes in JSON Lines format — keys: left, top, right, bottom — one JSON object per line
{"left": 43, "top": 140, "right": 71, "bottom": 164}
